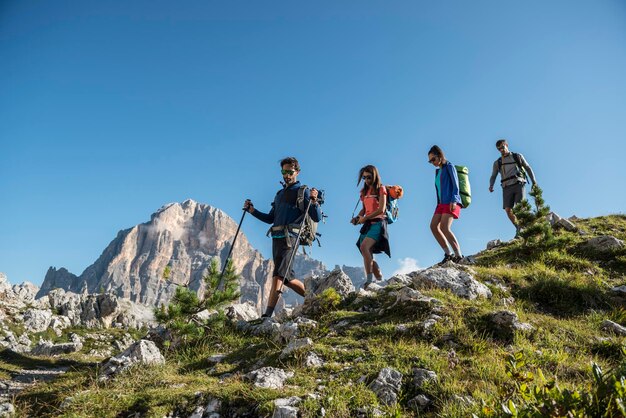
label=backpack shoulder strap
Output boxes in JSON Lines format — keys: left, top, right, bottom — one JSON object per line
{"left": 296, "top": 185, "right": 308, "bottom": 212}
{"left": 512, "top": 152, "right": 522, "bottom": 168}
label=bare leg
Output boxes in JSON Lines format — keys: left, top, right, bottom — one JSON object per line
{"left": 505, "top": 207, "right": 517, "bottom": 227}
{"left": 267, "top": 276, "right": 283, "bottom": 309}
{"left": 440, "top": 214, "right": 461, "bottom": 256}
{"left": 285, "top": 279, "right": 305, "bottom": 297}
{"left": 372, "top": 260, "right": 382, "bottom": 280}
{"left": 359, "top": 237, "right": 376, "bottom": 275}
{"left": 430, "top": 213, "right": 450, "bottom": 253}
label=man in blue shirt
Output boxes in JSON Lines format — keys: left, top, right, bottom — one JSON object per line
{"left": 244, "top": 157, "right": 322, "bottom": 318}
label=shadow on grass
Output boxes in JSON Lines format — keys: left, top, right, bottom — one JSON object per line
{"left": 512, "top": 276, "right": 612, "bottom": 317}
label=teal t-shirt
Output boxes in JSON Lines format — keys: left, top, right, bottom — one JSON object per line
{"left": 435, "top": 169, "right": 442, "bottom": 202}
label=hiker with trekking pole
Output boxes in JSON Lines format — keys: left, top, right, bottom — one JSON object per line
{"left": 243, "top": 157, "right": 322, "bottom": 318}
{"left": 427, "top": 145, "right": 465, "bottom": 265}
{"left": 351, "top": 165, "right": 394, "bottom": 289}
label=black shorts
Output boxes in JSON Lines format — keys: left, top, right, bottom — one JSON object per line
{"left": 503, "top": 182, "right": 526, "bottom": 209}
{"left": 272, "top": 236, "right": 297, "bottom": 281}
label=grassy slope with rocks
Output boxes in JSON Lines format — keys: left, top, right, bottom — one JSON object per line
{"left": 9, "top": 215, "right": 626, "bottom": 417}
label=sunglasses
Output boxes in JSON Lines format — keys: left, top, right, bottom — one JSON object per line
{"left": 281, "top": 169, "right": 296, "bottom": 175}
{"left": 428, "top": 157, "right": 437, "bottom": 163}
{"left": 362, "top": 175, "right": 372, "bottom": 180}
{"left": 497, "top": 146, "right": 506, "bottom": 150}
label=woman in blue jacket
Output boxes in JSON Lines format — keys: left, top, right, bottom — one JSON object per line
{"left": 427, "top": 145, "right": 463, "bottom": 265}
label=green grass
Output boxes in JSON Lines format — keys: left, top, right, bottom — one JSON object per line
{"left": 7, "top": 214, "right": 626, "bottom": 417}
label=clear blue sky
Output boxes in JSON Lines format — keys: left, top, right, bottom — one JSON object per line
{"left": 2, "top": 1, "right": 625, "bottom": 285}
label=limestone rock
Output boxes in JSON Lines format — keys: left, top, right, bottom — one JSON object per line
{"left": 368, "top": 367, "right": 403, "bottom": 406}
{"left": 387, "top": 274, "right": 413, "bottom": 286}
{"left": 413, "top": 368, "right": 438, "bottom": 389}
{"left": 601, "top": 320, "right": 626, "bottom": 336}
{"left": 225, "top": 301, "right": 259, "bottom": 322}
{"left": 31, "top": 334, "right": 83, "bottom": 356}
{"left": 11, "top": 282, "right": 39, "bottom": 304}
{"left": 99, "top": 340, "right": 165, "bottom": 381}
{"left": 412, "top": 267, "right": 492, "bottom": 300}
{"left": 273, "top": 397, "right": 301, "bottom": 418}
{"left": 305, "top": 268, "right": 355, "bottom": 299}
{"left": 280, "top": 338, "right": 313, "bottom": 359}
{"left": 556, "top": 218, "right": 577, "bottom": 232}
{"left": 583, "top": 236, "right": 624, "bottom": 252}
{"left": 408, "top": 394, "right": 432, "bottom": 412}
{"left": 22, "top": 309, "right": 53, "bottom": 333}
{"left": 189, "top": 398, "right": 221, "bottom": 418}
{"left": 304, "top": 352, "right": 324, "bottom": 368}
{"left": 490, "top": 310, "right": 534, "bottom": 333}
{"left": 278, "top": 317, "right": 318, "bottom": 343}
{"left": 0, "top": 403, "right": 15, "bottom": 417}
{"left": 50, "top": 316, "right": 72, "bottom": 336}
{"left": 245, "top": 367, "right": 294, "bottom": 389}
{"left": 546, "top": 212, "right": 561, "bottom": 226}
{"left": 486, "top": 239, "right": 502, "bottom": 250}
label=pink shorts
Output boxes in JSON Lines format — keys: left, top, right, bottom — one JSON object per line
{"left": 434, "top": 203, "right": 461, "bottom": 219}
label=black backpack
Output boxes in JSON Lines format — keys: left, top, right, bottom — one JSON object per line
{"left": 497, "top": 152, "right": 527, "bottom": 183}
{"left": 294, "top": 185, "right": 322, "bottom": 247}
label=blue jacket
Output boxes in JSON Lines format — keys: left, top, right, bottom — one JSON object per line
{"left": 251, "top": 182, "right": 322, "bottom": 235}
{"left": 435, "top": 161, "right": 461, "bottom": 205}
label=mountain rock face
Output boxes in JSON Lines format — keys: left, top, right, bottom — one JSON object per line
{"left": 37, "top": 200, "right": 365, "bottom": 311}
{"left": 38, "top": 200, "right": 274, "bottom": 310}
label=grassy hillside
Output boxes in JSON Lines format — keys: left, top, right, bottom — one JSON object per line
{"left": 10, "top": 215, "right": 626, "bottom": 417}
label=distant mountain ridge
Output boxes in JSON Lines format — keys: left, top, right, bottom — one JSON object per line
{"left": 37, "top": 200, "right": 364, "bottom": 310}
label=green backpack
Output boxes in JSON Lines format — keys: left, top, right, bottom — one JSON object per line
{"left": 455, "top": 165, "right": 471, "bottom": 208}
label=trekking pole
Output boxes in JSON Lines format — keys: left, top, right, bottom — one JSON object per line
{"left": 217, "top": 206, "right": 248, "bottom": 291}
{"left": 277, "top": 198, "right": 313, "bottom": 295}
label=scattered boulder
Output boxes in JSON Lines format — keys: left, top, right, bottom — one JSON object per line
{"left": 11, "top": 282, "right": 39, "bottom": 304}
{"left": 601, "top": 320, "right": 626, "bottom": 336}
{"left": 408, "top": 394, "right": 432, "bottom": 412}
{"left": 278, "top": 317, "right": 318, "bottom": 343}
{"left": 611, "top": 285, "right": 626, "bottom": 296}
{"left": 368, "top": 367, "right": 403, "bottom": 406}
{"left": 583, "top": 236, "right": 624, "bottom": 252}
{"left": 0, "top": 331, "right": 31, "bottom": 353}
{"left": 387, "top": 287, "right": 441, "bottom": 309}
{"left": 31, "top": 334, "right": 83, "bottom": 356}
{"left": 189, "top": 397, "right": 221, "bottom": 418}
{"left": 49, "top": 316, "right": 72, "bottom": 336}
{"left": 556, "top": 218, "right": 577, "bottom": 232}
{"left": 387, "top": 274, "right": 413, "bottom": 286}
{"left": 280, "top": 338, "right": 313, "bottom": 359}
{"left": 489, "top": 310, "right": 534, "bottom": 333}
{"left": 304, "top": 352, "right": 324, "bottom": 368}
{"left": 245, "top": 367, "right": 294, "bottom": 389}
{"left": 413, "top": 368, "right": 438, "bottom": 389}
{"left": 486, "top": 239, "right": 502, "bottom": 250}
{"left": 272, "top": 397, "right": 301, "bottom": 418}
{"left": 0, "top": 402, "right": 15, "bottom": 417}
{"left": 226, "top": 301, "right": 259, "bottom": 322}
{"left": 412, "top": 267, "right": 492, "bottom": 300}
{"left": 304, "top": 268, "right": 355, "bottom": 299}
{"left": 99, "top": 340, "right": 165, "bottom": 381}
{"left": 22, "top": 309, "right": 53, "bottom": 333}
{"left": 546, "top": 212, "right": 562, "bottom": 226}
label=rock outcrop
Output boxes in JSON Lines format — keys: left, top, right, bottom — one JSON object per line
{"left": 38, "top": 200, "right": 274, "bottom": 309}
{"left": 37, "top": 200, "right": 364, "bottom": 312}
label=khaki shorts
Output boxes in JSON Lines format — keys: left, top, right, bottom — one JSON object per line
{"left": 503, "top": 182, "right": 525, "bottom": 209}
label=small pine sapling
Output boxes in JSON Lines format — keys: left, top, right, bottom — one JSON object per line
{"left": 512, "top": 185, "right": 553, "bottom": 245}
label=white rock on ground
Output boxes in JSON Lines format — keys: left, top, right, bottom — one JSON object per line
{"left": 386, "top": 274, "right": 413, "bottom": 286}
{"left": 22, "top": 309, "right": 53, "bottom": 333}
{"left": 31, "top": 334, "right": 83, "bottom": 356}
{"left": 368, "top": 367, "right": 403, "bottom": 406}
{"left": 413, "top": 368, "right": 438, "bottom": 389}
{"left": 245, "top": 367, "right": 294, "bottom": 389}
{"left": 272, "top": 397, "right": 301, "bottom": 418}
{"left": 408, "top": 394, "right": 432, "bottom": 412}
{"left": 583, "top": 236, "right": 624, "bottom": 252}
{"left": 188, "top": 397, "right": 221, "bottom": 418}
{"left": 304, "top": 268, "right": 355, "bottom": 299}
{"left": 486, "top": 239, "right": 502, "bottom": 250}
{"left": 99, "top": 340, "right": 165, "bottom": 381}
{"left": 226, "top": 301, "right": 259, "bottom": 321}
{"left": 412, "top": 267, "right": 492, "bottom": 300}
{"left": 601, "top": 320, "right": 626, "bottom": 336}
{"left": 304, "top": 352, "right": 324, "bottom": 368}
{"left": 490, "top": 310, "right": 535, "bottom": 333}
{"left": 556, "top": 218, "right": 577, "bottom": 232}
{"left": 280, "top": 338, "right": 313, "bottom": 359}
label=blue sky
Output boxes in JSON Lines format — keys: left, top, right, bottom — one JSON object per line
{"left": 1, "top": 1, "right": 625, "bottom": 285}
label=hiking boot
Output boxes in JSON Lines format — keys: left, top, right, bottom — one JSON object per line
{"left": 438, "top": 254, "right": 453, "bottom": 266}
{"left": 451, "top": 255, "right": 463, "bottom": 263}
